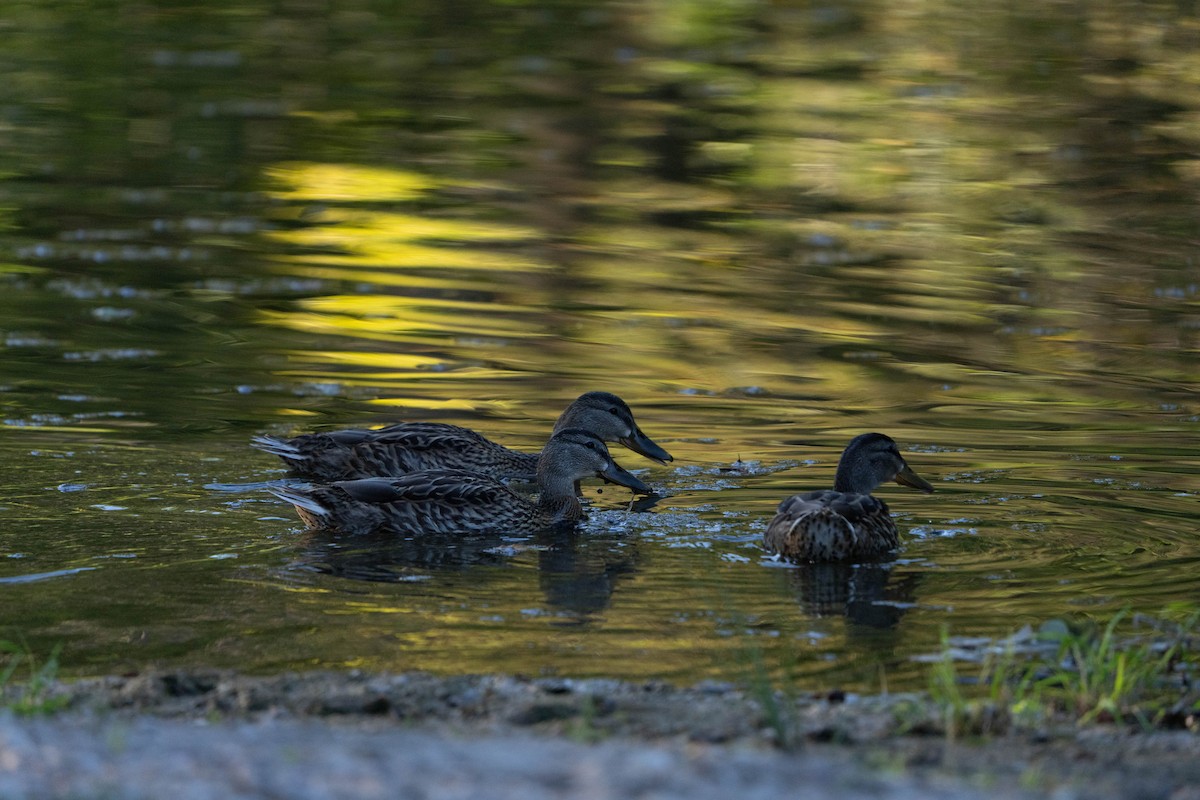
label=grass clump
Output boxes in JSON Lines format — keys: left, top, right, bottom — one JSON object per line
{"left": 925, "top": 608, "right": 1200, "bottom": 737}
{"left": 0, "top": 638, "right": 68, "bottom": 715}
{"left": 740, "top": 642, "right": 805, "bottom": 748}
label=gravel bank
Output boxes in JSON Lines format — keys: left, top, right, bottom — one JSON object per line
{"left": 0, "top": 670, "right": 1197, "bottom": 799}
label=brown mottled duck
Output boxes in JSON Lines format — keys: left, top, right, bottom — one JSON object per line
{"left": 762, "top": 433, "right": 934, "bottom": 563}
{"left": 252, "top": 391, "right": 671, "bottom": 490}
{"left": 268, "top": 428, "right": 652, "bottom": 536}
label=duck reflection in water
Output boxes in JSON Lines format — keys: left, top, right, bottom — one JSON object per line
{"left": 286, "top": 508, "right": 642, "bottom": 623}
{"left": 784, "top": 562, "right": 922, "bottom": 630}
{"left": 291, "top": 528, "right": 520, "bottom": 583}
{"left": 535, "top": 527, "right": 640, "bottom": 621}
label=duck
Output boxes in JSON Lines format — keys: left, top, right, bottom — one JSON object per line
{"left": 762, "top": 432, "right": 934, "bottom": 563}
{"left": 252, "top": 391, "right": 672, "bottom": 490}
{"left": 269, "top": 428, "right": 652, "bottom": 536}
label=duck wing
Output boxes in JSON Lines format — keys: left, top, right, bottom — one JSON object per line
{"left": 335, "top": 470, "right": 514, "bottom": 504}
{"left": 332, "top": 471, "right": 535, "bottom": 536}
{"left": 764, "top": 490, "right": 896, "bottom": 563}
{"left": 363, "top": 422, "right": 494, "bottom": 449}
{"left": 346, "top": 423, "right": 537, "bottom": 479}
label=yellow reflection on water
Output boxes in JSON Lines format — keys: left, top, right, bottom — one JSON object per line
{"left": 266, "top": 163, "right": 439, "bottom": 202}
{"left": 268, "top": 209, "right": 545, "bottom": 272}
{"left": 295, "top": 352, "right": 449, "bottom": 370}
{"left": 364, "top": 397, "right": 488, "bottom": 412}
{"left": 285, "top": 209, "right": 538, "bottom": 244}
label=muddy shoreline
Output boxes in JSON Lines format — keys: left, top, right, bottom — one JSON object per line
{"left": 3, "top": 670, "right": 1199, "bottom": 799}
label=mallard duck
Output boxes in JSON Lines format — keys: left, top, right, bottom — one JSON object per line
{"left": 269, "top": 428, "right": 651, "bottom": 536}
{"left": 763, "top": 432, "right": 934, "bottom": 563}
{"left": 252, "top": 391, "right": 672, "bottom": 490}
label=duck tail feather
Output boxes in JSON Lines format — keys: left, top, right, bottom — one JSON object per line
{"left": 268, "top": 486, "right": 327, "bottom": 518}
{"left": 251, "top": 435, "right": 301, "bottom": 459}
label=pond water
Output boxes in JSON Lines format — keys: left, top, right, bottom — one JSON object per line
{"left": 2, "top": 1, "right": 1199, "bottom": 691}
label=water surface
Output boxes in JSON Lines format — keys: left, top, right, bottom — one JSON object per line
{"left": 2, "top": 1, "right": 1199, "bottom": 690}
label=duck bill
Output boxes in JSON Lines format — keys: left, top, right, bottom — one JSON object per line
{"left": 599, "top": 458, "right": 654, "bottom": 496}
{"left": 618, "top": 427, "right": 673, "bottom": 465}
{"left": 894, "top": 464, "right": 935, "bottom": 494}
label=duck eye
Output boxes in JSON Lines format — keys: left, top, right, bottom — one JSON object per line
{"left": 585, "top": 440, "right": 597, "bottom": 450}
{"left": 609, "top": 407, "right": 620, "bottom": 415}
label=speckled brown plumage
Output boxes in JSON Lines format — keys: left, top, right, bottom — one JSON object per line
{"left": 763, "top": 433, "right": 934, "bottom": 564}
{"left": 252, "top": 391, "right": 671, "bottom": 488}
{"left": 269, "top": 429, "right": 652, "bottom": 536}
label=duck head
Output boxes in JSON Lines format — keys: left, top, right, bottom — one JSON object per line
{"left": 538, "top": 427, "right": 652, "bottom": 502}
{"left": 554, "top": 391, "right": 673, "bottom": 465}
{"left": 832, "top": 432, "right": 935, "bottom": 495}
